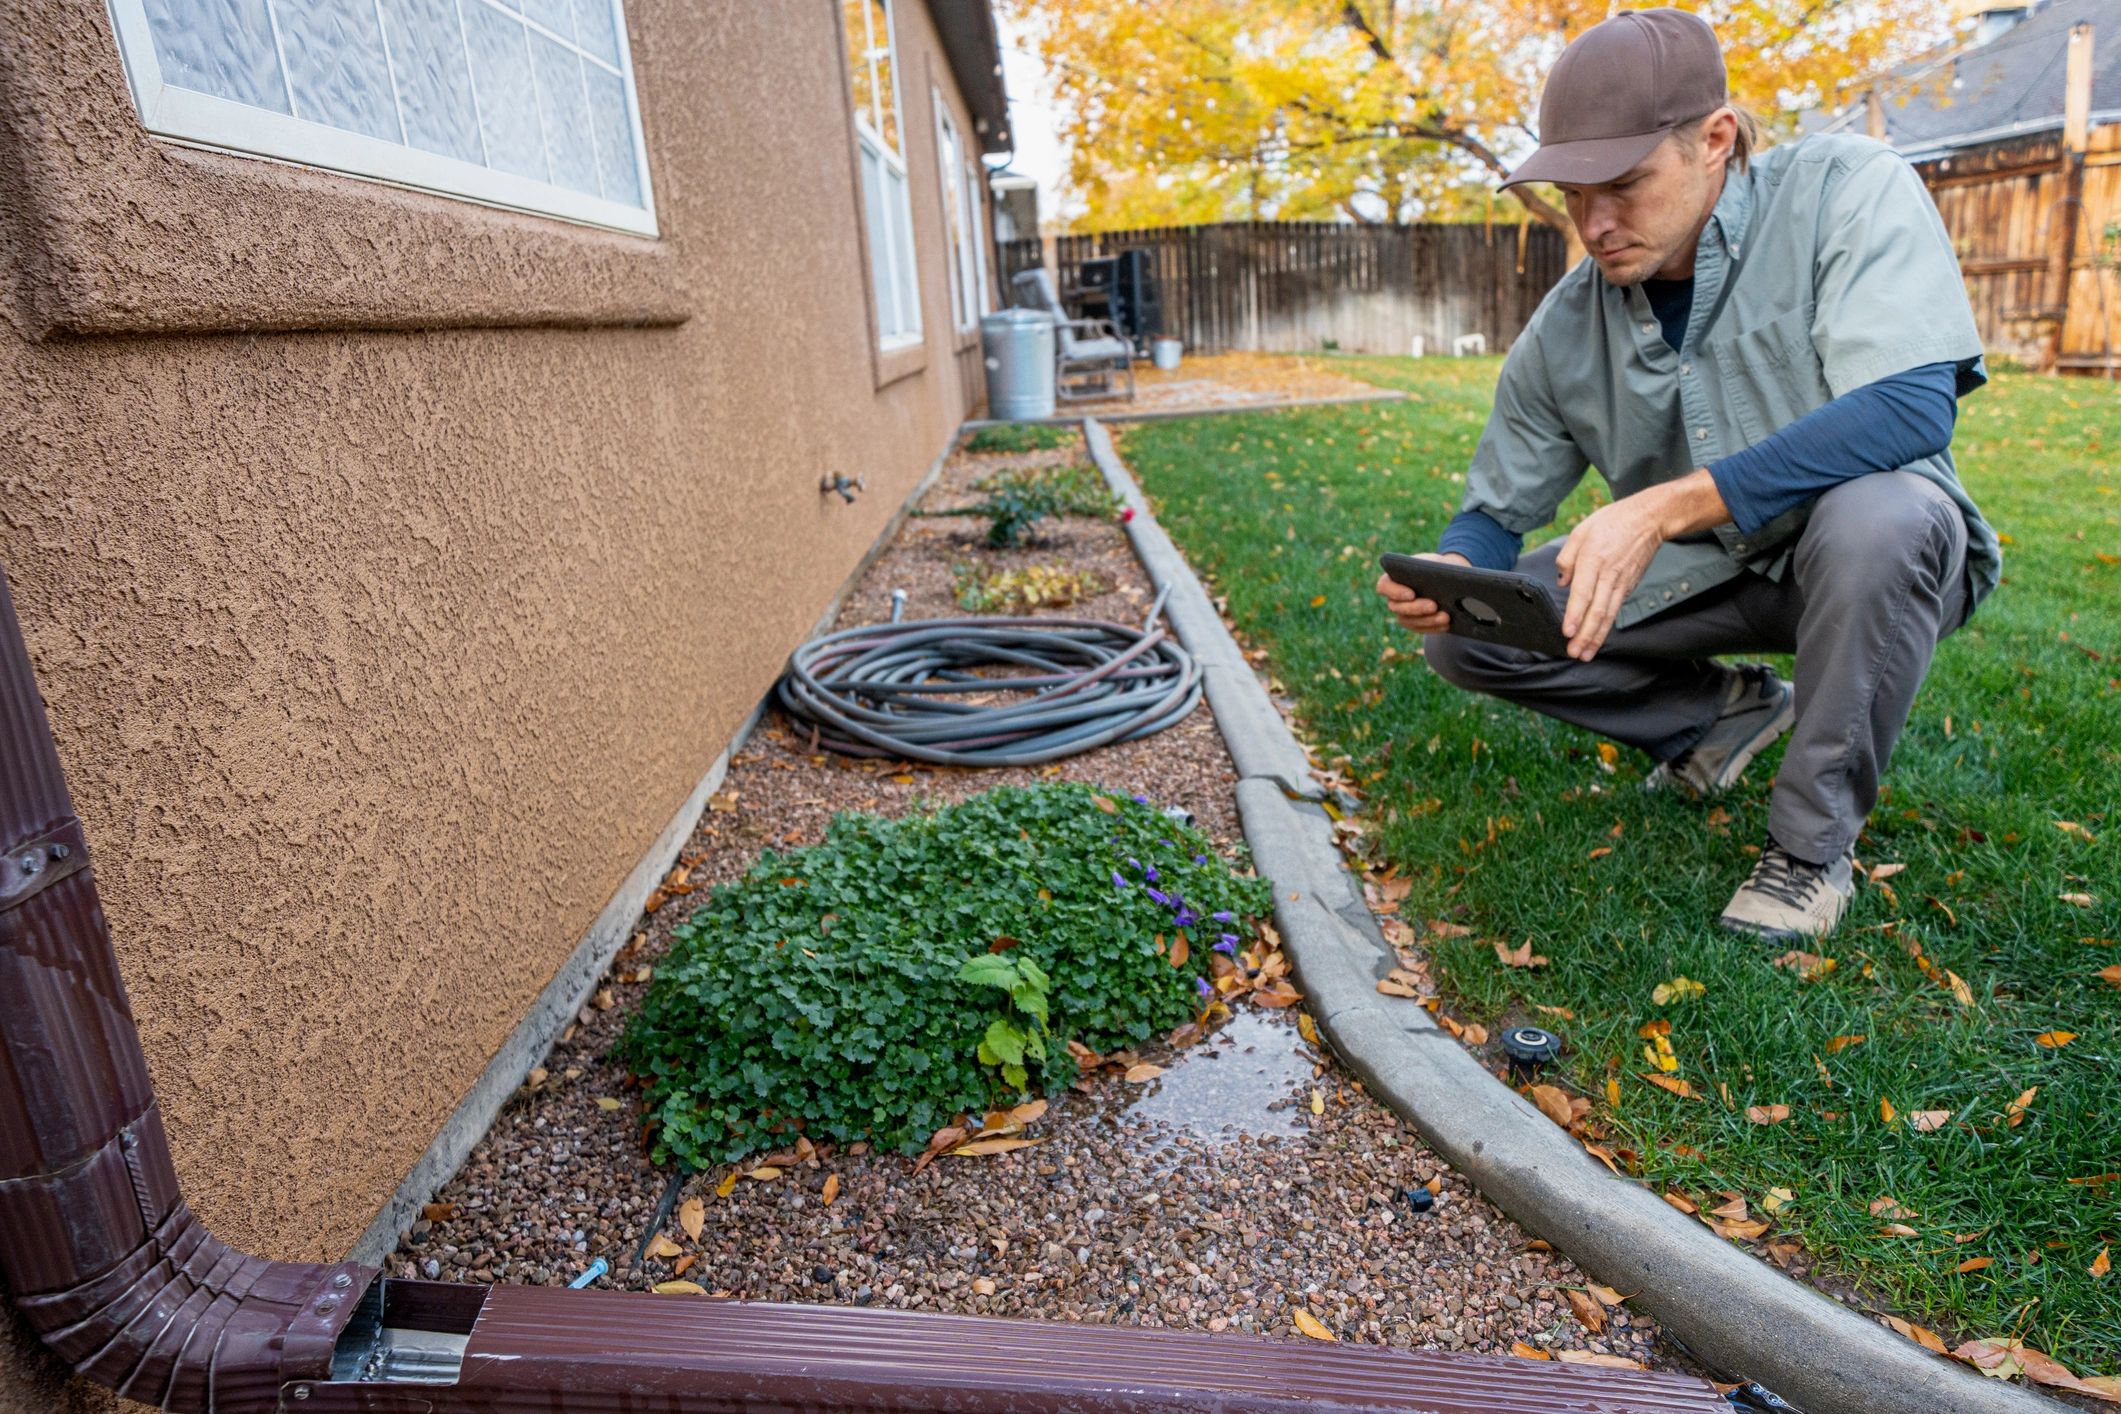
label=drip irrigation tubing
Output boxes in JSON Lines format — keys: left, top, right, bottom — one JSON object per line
{"left": 775, "top": 585, "right": 1202, "bottom": 766}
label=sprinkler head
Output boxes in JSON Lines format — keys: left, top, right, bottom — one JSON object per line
{"left": 1500, "top": 1025, "right": 1563, "bottom": 1080}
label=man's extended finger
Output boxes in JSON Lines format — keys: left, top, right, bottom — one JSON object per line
{"left": 1554, "top": 535, "right": 1577, "bottom": 587}
{"left": 1573, "top": 571, "right": 1626, "bottom": 660}
{"left": 1375, "top": 574, "right": 1414, "bottom": 602}
{"left": 1561, "top": 556, "right": 1600, "bottom": 637}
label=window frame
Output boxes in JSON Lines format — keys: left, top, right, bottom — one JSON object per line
{"left": 104, "top": 0, "right": 659, "bottom": 237}
{"left": 845, "top": 0, "right": 921, "bottom": 351}
{"left": 931, "top": 90, "right": 979, "bottom": 335}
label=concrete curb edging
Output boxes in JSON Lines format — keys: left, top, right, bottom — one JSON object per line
{"left": 962, "top": 388, "right": 1407, "bottom": 432}
{"left": 1083, "top": 416, "right": 2062, "bottom": 1414}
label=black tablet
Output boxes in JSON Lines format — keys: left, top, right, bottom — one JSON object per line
{"left": 1379, "top": 553, "right": 1570, "bottom": 657}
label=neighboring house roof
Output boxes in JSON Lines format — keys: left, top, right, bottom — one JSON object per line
{"left": 930, "top": 0, "right": 1012, "bottom": 153}
{"left": 1810, "top": 0, "right": 2121, "bottom": 160}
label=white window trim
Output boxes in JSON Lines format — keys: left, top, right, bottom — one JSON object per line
{"left": 849, "top": 0, "right": 920, "bottom": 349}
{"left": 966, "top": 156, "right": 993, "bottom": 320}
{"left": 104, "top": 0, "right": 659, "bottom": 237}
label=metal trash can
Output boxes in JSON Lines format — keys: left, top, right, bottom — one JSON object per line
{"left": 981, "top": 307, "right": 1057, "bottom": 421}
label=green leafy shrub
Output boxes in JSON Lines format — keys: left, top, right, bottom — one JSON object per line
{"left": 952, "top": 562, "right": 1108, "bottom": 612}
{"left": 617, "top": 784, "right": 1270, "bottom": 1169}
{"left": 963, "top": 421, "right": 1077, "bottom": 453}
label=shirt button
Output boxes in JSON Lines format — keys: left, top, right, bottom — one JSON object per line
{"left": 1681, "top": 363, "right": 1693, "bottom": 375}
{"left": 1695, "top": 428, "right": 1708, "bottom": 441}
{"left": 1679, "top": 580, "right": 1692, "bottom": 592}
{"left": 1734, "top": 541, "right": 1749, "bottom": 554}
{"left": 1662, "top": 589, "right": 1674, "bottom": 601}
{"left": 1640, "top": 322, "right": 1657, "bottom": 335}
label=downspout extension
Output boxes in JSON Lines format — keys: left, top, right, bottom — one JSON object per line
{"left": 0, "top": 569, "right": 372, "bottom": 1411}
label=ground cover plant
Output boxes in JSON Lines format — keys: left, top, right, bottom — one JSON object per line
{"left": 919, "top": 463, "right": 1121, "bottom": 548}
{"left": 963, "top": 421, "right": 1078, "bottom": 453}
{"left": 1122, "top": 356, "right": 2121, "bottom": 1376}
{"left": 618, "top": 782, "right": 1271, "bottom": 1170}
{"left": 952, "top": 562, "right": 1109, "bottom": 613}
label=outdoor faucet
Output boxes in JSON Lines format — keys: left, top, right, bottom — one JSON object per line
{"left": 821, "top": 472, "right": 866, "bottom": 503}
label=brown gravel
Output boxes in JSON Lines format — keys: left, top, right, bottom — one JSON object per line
{"left": 390, "top": 434, "right": 1681, "bottom": 1371}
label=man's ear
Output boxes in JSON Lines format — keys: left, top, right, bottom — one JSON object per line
{"left": 1699, "top": 107, "right": 1739, "bottom": 168}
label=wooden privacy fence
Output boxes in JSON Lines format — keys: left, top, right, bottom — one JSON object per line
{"left": 998, "top": 222, "right": 1567, "bottom": 357}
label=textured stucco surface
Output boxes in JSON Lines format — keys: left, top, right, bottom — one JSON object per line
{"left": 0, "top": 0, "right": 991, "bottom": 1402}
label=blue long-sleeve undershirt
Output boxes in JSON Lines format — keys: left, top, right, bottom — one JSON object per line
{"left": 1437, "top": 328, "right": 1962, "bottom": 567}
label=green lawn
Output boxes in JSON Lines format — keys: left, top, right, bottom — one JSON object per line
{"left": 1123, "top": 356, "right": 2121, "bottom": 1372}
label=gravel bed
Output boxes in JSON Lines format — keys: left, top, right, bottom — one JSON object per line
{"left": 389, "top": 434, "right": 1680, "bottom": 1370}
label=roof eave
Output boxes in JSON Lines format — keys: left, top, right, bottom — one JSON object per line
{"left": 928, "top": 0, "right": 1012, "bottom": 154}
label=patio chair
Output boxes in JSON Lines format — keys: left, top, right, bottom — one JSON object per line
{"left": 1010, "top": 267, "right": 1136, "bottom": 402}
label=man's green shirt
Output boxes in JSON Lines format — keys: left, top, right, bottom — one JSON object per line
{"left": 1463, "top": 132, "right": 1997, "bottom": 630}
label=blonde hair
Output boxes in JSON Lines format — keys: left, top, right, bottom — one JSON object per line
{"left": 1677, "top": 106, "right": 1764, "bottom": 173}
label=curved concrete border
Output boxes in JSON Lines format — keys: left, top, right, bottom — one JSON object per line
{"left": 1084, "top": 416, "right": 2063, "bottom": 1414}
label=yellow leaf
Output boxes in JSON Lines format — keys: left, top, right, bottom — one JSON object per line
{"left": 1309, "top": 594, "right": 1327, "bottom": 608}
{"left": 1596, "top": 742, "right": 1619, "bottom": 768}
{"left": 2093, "top": 1247, "right": 2112, "bottom": 1279}
{"left": 652, "top": 1281, "right": 707, "bottom": 1295}
{"left": 1762, "top": 1187, "right": 1795, "bottom": 1213}
{"left": 594, "top": 1097, "right": 622, "bottom": 1111}
{"left": 1510, "top": 1341, "right": 1553, "bottom": 1360}
{"left": 646, "top": 1235, "right": 683, "bottom": 1259}
{"left": 821, "top": 1173, "right": 841, "bottom": 1206}
{"left": 1825, "top": 1034, "right": 1866, "bottom": 1053}
{"left": 1556, "top": 1351, "right": 1646, "bottom": 1370}
{"left": 1528, "top": 1084, "right": 1574, "bottom": 1128}
{"left": 714, "top": 1170, "right": 739, "bottom": 1199}
{"left": 1297, "top": 1011, "right": 1320, "bottom": 1046}
{"left": 1310, "top": 1088, "right": 1325, "bottom": 1115}
{"left": 1605, "top": 1076, "right": 1622, "bottom": 1107}
{"left": 1124, "top": 1062, "right": 1165, "bottom": 1083}
{"left": 1880, "top": 1097, "right": 1897, "bottom": 1124}
{"left": 677, "top": 1197, "right": 705, "bottom": 1241}
{"left": 1291, "top": 1308, "right": 1336, "bottom": 1341}
{"left": 1884, "top": 1315, "right": 1950, "bottom": 1354}
{"left": 746, "top": 1165, "right": 783, "bottom": 1181}
{"left": 1945, "top": 969, "right": 1974, "bottom": 1007}
{"left": 1651, "top": 975, "right": 1705, "bottom": 1005}
{"left": 2035, "top": 1031, "right": 2077, "bottom": 1048}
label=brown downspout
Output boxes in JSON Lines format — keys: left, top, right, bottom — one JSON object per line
{"left": 0, "top": 565, "right": 1725, "bottom": 1413}
{"left": 2042, "top": 21, "right": 2095, "bottom": 374}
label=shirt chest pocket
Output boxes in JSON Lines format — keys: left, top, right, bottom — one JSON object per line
{"left": 1702, "top": 307, "right": 1833, "bottom": 446}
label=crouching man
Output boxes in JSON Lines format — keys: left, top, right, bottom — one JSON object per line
{"left": 1375, "top": 9, "right": 1996, "bottom": 942}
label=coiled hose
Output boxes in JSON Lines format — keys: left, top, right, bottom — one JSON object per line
{"left": 775, "top": 585, "right": 1201, "bottom": 766}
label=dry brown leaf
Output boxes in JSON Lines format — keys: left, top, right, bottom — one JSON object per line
{"left": 421, "top": 1201, "right": 455, "bottom": 1222}
{"left": 1907, "top": 1110, "right": 1952, "bottom": 1133}
{"left": 2099, "top": 964, "right": 2121, "bottom": 990}
{"left": 1640, "top": 1072, "right": 1698, "bottom": 1100}
{"left": 1954, "top": 1227, "right": 1993, "bottom": 1244}
{"left": 947, "top": 1137, "right": 1044, "bottom": 1157}
{"left": 1169, "top": 931, "right": 1191, "bottom": 968}
{"left": 1771, "top": 950, "right": 1837, "bottom": 982}
{"left": 1662, "top": 1191, "right": 1699, "bottom": 1215}
{"left": 2092, "top": 1246, "right": 2112, "bottom": 1278}
{"left": 745, "top": 1165, "right": 783, "bottom": 1181}
{"left": 1528, "top": 1084, "right": 1575, "bottom": 1128}
{"left": 1746, "top": 1104, "right": 1791, "bottom": 1125}
{"left": 1565, "top": 1289, "right": 1607, "bottom": 1333}
{"left": 714, "top": 1170, "right": 739, "bottom": 1199}
{"left": 1536, "top": 1004, "right": 1576, "bottom": 1020}
{"left": 1009, "top": 1099, "right": 1048, "bottom": 1126}
{"left": 911, "top": 1125, "right": 968, "bottom": 1176}
{"left": 1291, "top": 1308, "right": 1336, "bottom": 1342}
{"left": 1586, "top": 1283, "right": 1625, "bottom": 1306}
{"left": 1871, "top": 1195, "right": 1916, "bottom": 1219}
{"left": 1880, "top": 1097, "right": 1898, "bottom": 1125}
{"left": 1956, "top": 1257, "right": 1994, "bottom": 1274}
{"left": 1945, "top": 969, "right": 1975, "bottom": 1007}
{"left": 1955, "top": 1339, "right": 2121, "bottom": 1402}
{"left": 1879, "top": 1223, "right": 1920, "bottom": 1237}
{"left": 677, "top": 1197, "right": 705, "bottom": 1241}
{"left": 1710, "top": 1195, "right": 1750, "bottom": 1221}
{"left": 1461, "top": 1023, "right": 1490, "bottom": 1046}
{"left": 1556, "top": 1351, "right": 1646, "bottom": 1370}
{"left": 1825, "top": 1034, "right": 1866, "bottom": 1053}
{"left": 1310, "top": 1088, "right": 1325, "bottom": 1116}
{"left": 2060, "top": 892, "right": 2096, "bottom": 908}
{"left": 646, "top": 1235, "right": 683, "bottom": 1260}
{"left": 1509, "top": 1341, "right": 1553, "bottom": 1360}
{"left": 1582, "top": 1143, "right": 1622, "bottom": 1176}
{"left": 1254, "top": 980, "right": 1303, "bottom": 1008}
{"left": 1883, "top": 1315, "right": 1950, "bottom": 1354}
{"left": 1761, "top": 1187, "right": 1794, "bottom": 1213}
{"left": 1636, "top": 1019, "right": 1672, "bottom": 1039}
{"left": 1493, "top": 939, "right": 1550, "bottom": 968}
{"left": 652, "top": 1281, "right": 706, "bottom": 1295}
{"left": 1587, "top": 846, "right": 1613, "bottom": 860}
{"left": 1711, "top": 1217, "right": 1771, "bottom": 1240}
{"left": 1089, "top": 794, "right": 1118, "bottom": 814}
{"left": 1124, "top": 1063, "right": 1165, "bottom": 1083}
{"left": 1869, "top": 862, "right": 1907, "bottom": 881}
{"left": 1376, "top": 973, "right": 1422, "bottom": 998}
{"left": 594, "top": 1097, "right": 622, "bottom": 1112}
{"left": 672, "top": 1253, "right": 697, "bottom": 1277}
{"left": 971, "top": 1277, "right": 996, "bottom": 1295}
{"left": 821, "top": 1173, "right": 840, "bottom": 1206}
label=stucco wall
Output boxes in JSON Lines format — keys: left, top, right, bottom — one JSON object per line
{"left": 0, "top": 0, "right": 995, "bottom": 1401}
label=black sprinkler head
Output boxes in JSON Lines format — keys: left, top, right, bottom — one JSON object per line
{"left": 1500, "top": 1025, "right": 1563, "bottom": 1078}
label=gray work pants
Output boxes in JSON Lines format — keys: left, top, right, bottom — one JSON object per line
{"left": 1424, "top": 471, "right": 1971, "bottom": 864}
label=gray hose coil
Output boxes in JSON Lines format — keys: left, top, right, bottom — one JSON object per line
{"left": 775, "top": 585, "right": 1201, "bottom": 766}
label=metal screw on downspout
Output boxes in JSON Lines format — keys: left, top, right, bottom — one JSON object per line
{"left": 17, "top": 851, "right": 40, "bottom": 875}
{"left": 292, "top": 1389, "right": 309, "bottom": 1402}
{"left": 49, "top": 843, "right": 69, "bottom": 861}
{"left": 331, "top": 1272, "right": 352, "bottom": 1289}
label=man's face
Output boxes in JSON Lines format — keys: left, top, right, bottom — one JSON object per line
{"left": 1558, "top": 112, "right": 1735, "bottom": 286}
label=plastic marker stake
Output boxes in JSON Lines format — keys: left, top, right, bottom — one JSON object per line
{"left": 569, "top": 1258, "right": 608, "bottom": 1289}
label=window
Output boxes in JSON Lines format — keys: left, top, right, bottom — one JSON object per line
{"left": 844, "top": 0, "right": 919, "bottom": 347}
{"left": 107, "top": 0, "right": 657, "bottom": 236}
{"left": 932, "top": 94, "right": 989, "bottom": 333}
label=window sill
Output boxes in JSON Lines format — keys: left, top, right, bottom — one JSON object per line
{"left": 873, "top": 338, "right": 929, "bottom": 389}
{"left": 954, "top": 325, "right": 981, "bottom": 353}
{"left": 2, "top": 39, "right": 688, "bottom": 339}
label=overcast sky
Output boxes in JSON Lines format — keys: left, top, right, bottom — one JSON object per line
{"left": 993, "top": 11, "right": 1075, "bottom": 227}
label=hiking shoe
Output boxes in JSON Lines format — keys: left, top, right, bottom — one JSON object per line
{"left": 1718, "top": 841, "right": 1855, "bottom": 941}
{"left": 1644, "top": 664, "right": 1795, "bottom": 799}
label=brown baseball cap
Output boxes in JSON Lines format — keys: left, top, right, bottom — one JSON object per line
{"left": 1501, "top": 9, "right": 1728, "bottom": 189}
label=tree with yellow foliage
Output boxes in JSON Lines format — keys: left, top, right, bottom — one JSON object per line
{"left": 1009, "top": 0, "right": 1950, "bottom": 232}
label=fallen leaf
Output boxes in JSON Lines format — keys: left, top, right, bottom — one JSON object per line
{"left": 678, "top": 1198, "right": 705, "bottom": 1241}
{"left": 421, "top": 1202, "right": 456, "bottom": 1222}
{"left": 1825, "top": 1034, "right": 1866, "bottom": 1053}
{"left": 1556, "top": 1351, "right": 1646, "bottom": 1370}
{"left": 1872, "top": 1196, "right": 1916, "bottom": 1219}
{"left": 1641, "top": 1072, "right": 1697, "bottom": 1100}
{"left": 1636, "top": 1019, "right": 1671, "bottom": 1038}
{"left": 1124, "top": 1063, "right": 1165, "bottom": 1083}
{"left": 1945, "top": 969, "right": 1975, "bottom": 1007}
{"left": 1582, "top": 1143, "right": 1622, "bottom": 1176}
{"left": 1462, "top": 1023, "right": 1490, "bottom": 1046}
{"left": 646, "top": 1235, "right": 683, "bottom": 1260}
{"left": 1536, "top": 1004, "right": 1576, "bottom": 1020}
{"left": 948, "top": 1137, "right": 1044, "bottom": 1157}
{"left": 1883, "top": 1315, "right": 1949, "bottom": 1354}
{"left": 1605, "top": 1076, "right": 1622, "bottom": 1107}
{"left": 821, "top": 1173, "right": 841, "bottom": 1206}
{"left": 2093, "top": 1247, "right": 2112, "bottom": 1278}
{"left": 1711, "top": 1196, "right": 1750, "bottom": 1222}
{"left": 1510, "top": 1341, "right": 1553, "bottom": 1360}
{"left": 1089, "top": 794, "right": 1118, "bottom": 814}
{"left": 1587, "top": 846, "right": 1613, "bottom": 860}
{"left": 2100, "top": 965, "right": 2121, "bottom": 990}
{"left": 1310, "top": 1088, "right": 1325, "bottom": 1115}
{"left": 1596, "top": 742, "right": 1619, "bottom": 769}
{"left": 2034, "top": 1031, "right": 2077, "bottom": 1048}
{"left": 1297, "top": 1012, "right": 1320, "bottom": 1046}
{"left": 1253, "top": 980, "right": 1303, "bottom": 1008}
{"left": 1376, "top": 973, "right": 1421, "bottom": 998}
{"left": 1746, "top": 1104, "right": 1792, "bottom": 1125}
{"left": 652, "top": 1281, "right": 706, "bottom": 1295}
{"left": 1953, "top": 1228, "right": 1992, "bottom": 1244}
{"left": 1662, "top": 1191, "right": 1699, "bottom": 1215}
{"left": 1528, "top": 1085, "right": 1575, "bottom": 1128}
{"left": 1880, "top": 1097, "right": 1898, "bottom": 1125}
{"left": 1957, "top": 1257, "right": 1994, "bottom": 1273}
{"left": 746, "top": 1165, "right": 783, "bottom": 1181}
{"left": 1954, "top": 1339, "right": 2025, "bottom": 1380}
{"left": 1169, "top": 931, "right": 1191, "bottom": 968}
{"left": 1772, "top": 950, "right": 1837, "bottom": 983}
{"left": 714, "top": 1171, "right": 739, "bottom": 1198}
{"left": 1565, "top": 1289, "right": 1607, "bottom": 1333}
{"left": 595, "top": 1097, "right": 622, "bottom": 1112}
{"left": 1009, "top": 1100, "right": 1049, "bottom": 1126}
{"left": 2060, "top": 893, "right": 2096, "bottom": 907}
{"left": 972, "top": 1277, "right": 996, "bottom": 1295}
{"left": 1869, "top": 862, "right": 1907, "bottom": 881}
{"left": 1292, "top": 1308, "right": 1336, "bottom": 1341}
{"left": 1493, "top": 939, "right": 1550, "bottom": 968}
{"left": 1652, "top": 976, "right": 1705, "bottom": 1005}
{"left": 1880, "top": 1223, "right": 1920, "bottom": 1237}
{"left": 911, "top": 1125, "right": 967, "bottom": 1176}
{"left": 1761, "top": 1187, "right": 1794, "bottom": 1213}
{"left": 1907, "top": 1110, "right": 1952, "bottom": 1133}
{"left": 672, "top": 1253, "right": 696, "bottom": 1276}
{"left": 1587, "top": 1283, "right": 1625, "bottom": 1306}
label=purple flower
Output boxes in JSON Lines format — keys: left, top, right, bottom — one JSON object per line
{"left": 1132, "top": 794, "right": 1150, "bottom": 804}
{"left": 1161, "top": 839, "right": 1176, "bottom": 848}
{"left": 1173, "top": 906, "right": 1200, "bottom": 929}
{"left": 1213, "top": 936, "right": 1237, "bottom": 955}
{"left": 1195, "top": 977, "right": 1213, "bottom": 998}
{"left": 1145, "top": 886, "right": 1172, "bottom": 907}
{"left": 1112, "top": 871, "right": 1128, "bottom": 890}
{"left": 1212, "top": 911, "right": 1233, "bottom": 923}
{"left": 1127, "top": 857, "right": 1140, "bottom": 869}
{"left": 1144, "top": 864, "right": 1160, "bottom": 883}
{"left": 1193, "top": 854, "right": 1209, "bottom": 866}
